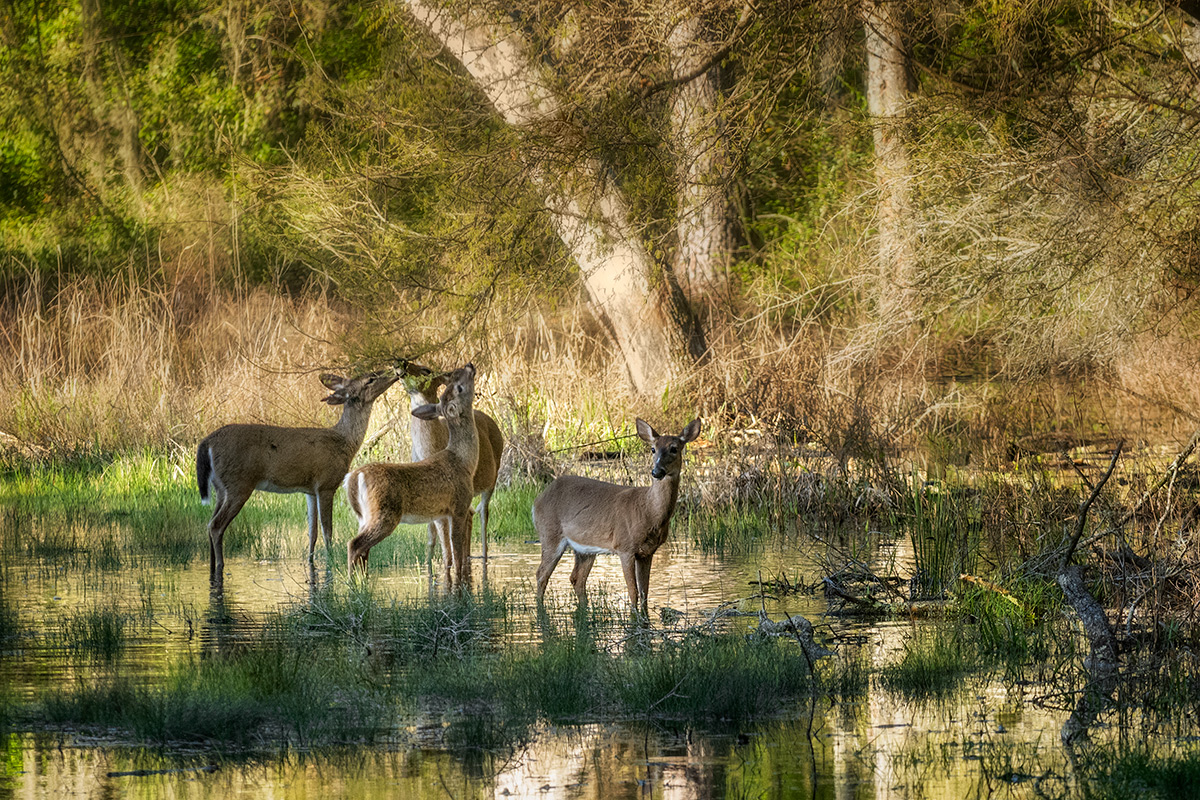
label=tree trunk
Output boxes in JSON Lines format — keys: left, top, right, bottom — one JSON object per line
{"left": 403, "top": 1, "right": 697, "bottom": 396}
{"left": 666, "top": 13, "right": 733, "bottom": 310}
{"left": 1057, "top": 564, "right": 1120, "bottom": 744}
{"left": 862, "top": 0, "right": 915, "bottom": 320}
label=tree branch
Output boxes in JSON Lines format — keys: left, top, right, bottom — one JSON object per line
{"left": 1059, "top": 441, "right": 1123, "bottom": 572}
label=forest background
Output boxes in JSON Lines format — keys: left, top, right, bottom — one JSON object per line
{"left": 4, "top": 0, "right": 1200, "bottom": 470}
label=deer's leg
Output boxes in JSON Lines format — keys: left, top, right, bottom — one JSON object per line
{"left": 618, "top": 551, "right": 641, "bottom": 612}
{"left": 208, "top": 489, "right": 252, "bottom": 579}
{"left": 347, "top": 516, "right": 398, "bottom": 576}
{"left": 476, "top": 488, "right": 493, "bottom": 560}
{"left": 634, "top": 554, "right": 654, "bottom": 616}
{"left": 448, "top": 513, "right": 473, "bottom": 584}
{"left": 437, "top": 520, "right": 453, "bottom": 577}
{"left": 425, "top": 521, "right": 438, "bottom": 569}
{"left": 569, "top": 552, "right": 597, "bottom": 600}
{"left": 535, "top": 536, "right": 569, "bottom": 602}
{"left": 305, "top": 493, "right": 319, "bottom": 560}
{"left": 318, "top": 489, "right": 335, "bottom": 556}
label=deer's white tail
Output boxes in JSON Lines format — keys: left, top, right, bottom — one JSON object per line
{"left": 344, "top": 471, "right": 365, "bottom": 525}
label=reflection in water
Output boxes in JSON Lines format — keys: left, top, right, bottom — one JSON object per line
{"left": 2, "top": 698, "right": 1072, "bottom": 799}
{"left": 2, "top": 533, "right": 1080, "bottom": 798}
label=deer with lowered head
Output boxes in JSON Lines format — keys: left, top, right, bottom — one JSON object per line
{"left": 344, "top": 364, "right": 480, "bottom": 582}
{"left": 533, "top": 417, "right": 701, "bottom": 615}
{"left": 399, "top": 360, "right": 504, "bottom": 575}
{"left": 196, "top": 370, "right": 398, "bottom": 581}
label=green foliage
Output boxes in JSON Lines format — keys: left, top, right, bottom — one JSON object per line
{"left": 483, "top": 479, "right": 541, "bottom": 543}
{"left": 610, "top": 634, "right": 813, "bottom": 722}
{"left": 956, "top": 576, "right": 1058, "bottom": 669}
{"left": 685, "top": 503, "right": 771, "bottom": 556}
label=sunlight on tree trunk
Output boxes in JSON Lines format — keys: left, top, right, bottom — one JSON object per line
{"left": 862, "top": 0, "right": 915, "bottom": 322}
{"left": 403, "top": 1, "right": 688, "bottom": 396}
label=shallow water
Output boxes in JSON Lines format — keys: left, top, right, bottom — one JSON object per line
{"left": 0, "top": 514, "right": 1094, "bottom": 800}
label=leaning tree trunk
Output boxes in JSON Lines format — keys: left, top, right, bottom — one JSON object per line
{"left": 403, "top": 2, "right": 698, "bottom": 396}
{"left": 862, "top": 0, "right": 916, "bottom": 321}
{"left": 666, "top": 12, "right": 734, "bottom": 311}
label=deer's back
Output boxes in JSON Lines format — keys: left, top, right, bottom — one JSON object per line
{"left": 353, "top": 451, "right": 476, "bottom": 522}
{"left": 204, "top": 424, "right": 357, "bottom": 491}
{"left": 534, "top": 475, "right": 651, "bottom": 540}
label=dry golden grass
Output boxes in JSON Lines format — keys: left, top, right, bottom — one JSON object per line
{"left": 0, "top": 273, "right": 361, "bottom": 456}
{"left": 3, "top": 250, "right": 1198, "bottom": 482}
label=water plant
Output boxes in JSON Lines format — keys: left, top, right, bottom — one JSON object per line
{"left": 1080, "top": 746, "right": 1200, "bottom": 800}
{"left": 900, "top": 475, "right": 980, "bottom": 599}
{"left": 879, "top": 626, "right": 975, "bottom": 698}
{"left": 956, "top": 575, "right": 1058, "bottom": 671}
{"left": 59, "top": 604, "right": 128, "bottom": 661}
{"left": 40, "top": 631, "right": 390, "bottom": 748}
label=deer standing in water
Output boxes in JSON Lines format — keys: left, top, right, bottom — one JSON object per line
{"left": 344, "top": 364, "right": 480, "bottom": 582}
{"left": 196, "top": 371, "right": 398, "bottom": 581}
{"left": 400, "top": 361, "right": 504, "bottom": 575}
{"left": 533, "top": 418, "right": 701, "bottom": 615}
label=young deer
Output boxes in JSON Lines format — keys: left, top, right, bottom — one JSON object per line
{"left": 344, "top": 364, "right": 480, "bottom": 582}
{"left": 533, "top": 417, "right": 701, "bottom": 615}
{"left": 196, "top": 371, "right": 398, "bottom": 581}
{"left": 399, "top": 361, "right": 505, "bottom": 568}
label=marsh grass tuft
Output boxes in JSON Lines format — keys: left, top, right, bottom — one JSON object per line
{"left": 880, "top": 626, "right": 975, "bottom": 698}
{"left": 901, "top": 477, "right": 980, "bottom": 599}
{"left": 483, "top": 478, "right": 541, "bottom": 544}
{"left": 41, "top": 632, "right": 389, "bottom": 748}
{"left": 824, "top": 650, "right": 870, "bottom": 698}
{"left": 685, "top": 504, "right": 772, "bottom": 556}
{"left": 956, "top": 576, "right": 1058, "bottom": 670}
{"left": 610, "top": 634, "right": 814, "bottom": 722}
{"left": 61, "top": 604, "right": 129, "bottom": 660}
{"left": 297, "top": 582, "right": 516, "bottom": 660}
{"left": 1082, "top": 746, "right": 1200, "bottom": 800}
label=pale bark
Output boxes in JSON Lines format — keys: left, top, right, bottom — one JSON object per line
{"left": 666, "top": 13, "right": 733, "bottom": 309}
{"left": 1056, "top": 444, "right": 1122, "bottom": 744}
{"left": 403, "top": 1, "right": 687, "bottom": 396}
{"left": 1057, "top": 564, "right": 1120, "bottom": 744}
{"left": 862, "top": 0, "right": 915, "bottom": 320}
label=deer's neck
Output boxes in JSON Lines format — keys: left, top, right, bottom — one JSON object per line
{"left": 409, "top": 390, "right": 438, "bottom": 410}
{"left": 333, "top": 399, "right": 376, "bottom": 449}
{"left": 446, "top": 413, "right": 480, "bottom": 474}
{"left": 646, "top": 473, "right": 681, "bottom": 526}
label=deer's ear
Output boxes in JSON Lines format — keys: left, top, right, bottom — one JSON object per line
{"left": 411, "top": 404, "right": 440, "bottom": 420}
{"left": 635, "top": 418, "right": 657, "bottom": 444}
{"left": 319, "top": 373, "right": 345, "bottom": 391}
{"left": 680, "top": 418, "right": 701, "bottom": 443}
{"left": 322, "top": 393, "right": 346, "bottom": 406}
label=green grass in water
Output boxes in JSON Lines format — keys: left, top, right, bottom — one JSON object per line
{"left": 1084, "top": 747, "right": 1200, "bottom": 800}
{"left": 880, "top": 627, "right": 974, "bottom": 698}
{"left": 59, "top": 604, "right": 128, "bottom": 661}
{"left": 40, "top": 631, "right": 389, "bottom": 748}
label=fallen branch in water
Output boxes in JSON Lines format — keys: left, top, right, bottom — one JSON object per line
{"left": 1056, "top": 442, "right": 1123, "bottom": 745}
